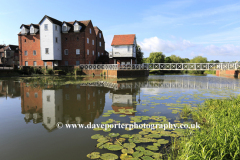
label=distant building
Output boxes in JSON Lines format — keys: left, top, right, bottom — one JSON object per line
{"left": 110, "top": 34, "right": 137, "bottom": 64}
{"left": 18, "top": 15, "right": 106, "bottom": 67}
{"left": 0, "top": 45, "right": 19, "bottom": 66}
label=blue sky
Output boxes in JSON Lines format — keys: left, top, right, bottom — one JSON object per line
{"left": 0, "top": 0, "right": 239, "bottom": 62}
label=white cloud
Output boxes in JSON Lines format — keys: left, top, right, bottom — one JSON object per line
{"left": 139, "top": 37, "right": 195, "bottom": 53}
{"left": 138, "top": 36, "right": 240, "bottom": 60}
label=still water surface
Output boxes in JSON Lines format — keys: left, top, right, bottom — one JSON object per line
{"left": 1, "top": 75, "right": 240, "bottom": 160}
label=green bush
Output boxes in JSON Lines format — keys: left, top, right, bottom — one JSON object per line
{"left": 46, "top": 69, "right": 54, "bottom": 75}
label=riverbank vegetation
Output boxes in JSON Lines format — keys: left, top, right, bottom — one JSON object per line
{"left": 169, "top": 95, "right": 240, "bottom": 159}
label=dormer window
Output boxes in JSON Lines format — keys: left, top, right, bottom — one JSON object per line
{"left": 30, "top": 27, "right": 34, "bottom": 34}
{"left": 63, "top": 26, "right": 67, "bottom": 32}
{"left": 21, "top": 26, "right": 29, "bottom": 35}
{"left": 73, "top": 22, "right": 82, "bottom": 32}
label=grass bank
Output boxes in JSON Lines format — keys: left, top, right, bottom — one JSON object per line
{"left": 169, "top": 96, "right": 240, "bottom": 160}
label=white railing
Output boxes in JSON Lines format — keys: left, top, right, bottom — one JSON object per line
{"left": 79, "top": 63, "right": 240, "bottom": 70}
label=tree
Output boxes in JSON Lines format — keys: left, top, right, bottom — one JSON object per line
{"left": 164, "top": 57, "right": 172, "bottom": 63}
{"left": 182, "top": 58, "right": 190, "bottom": 63}
{"left": 136, "top": 45, "right": 144, "bottom": 64}
{"left": 146, "top": 52, "right": 165, "bottom": 63}
{"left": 169, "top": 55, "right": 183, "bottom": 63}
{"left": 189, "top": 56, "right": 208, "bottom": 74}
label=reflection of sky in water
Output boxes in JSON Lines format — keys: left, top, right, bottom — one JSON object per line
{"left": 1, "top": 75, "right": 240, "bottom": 160}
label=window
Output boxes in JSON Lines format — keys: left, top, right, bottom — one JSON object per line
{"left": 76, "top": 49, "right": 80, "bottom": 55}
{"left": 44, "top": 62, "right": 47, "bottom": 66}
{"left": 90, "top": 28, "right": 91, "bottom": 34}
{"left": 99, "top": 33, "right": 101, "bottom": 38}
{"left": 89, "top": 61, "right": 91, "bottom": 64}
{"left": 101, "top": 53, "right": 103, "bottom": 55}
{"left": 128, "top": 46, "right": 130, "bottom": 51}
{"left": 65, "top": 94, "right": 70, "bottom": 100}
{"left": 63, "top": 26, "right": 67, "bottom": 31}
{"left": 47, "top": 117, "right": 51, "bottom": 124}
{"left": 24, "top": 51, "right": 28, "bottom": 56}
{"left": 87, "top": 49, "right": 89, "bottom": 55}
{"left": 55, "top": 25, "right": 58, "bottom": 31}
{"left": 24, "top": 39, "right": 26, "bottom": 42}
{"left": 93, "top": 92, "right": 95, "bottom": 97}
{"left": 99, "top": 42, "right": 101, "bottom": 47}
{"left": 65, "top": 37, "right": 67, "bottom": 41}
{"left": 44, "top": 24, "right": 48, "bottom": 31}
{"left": 55, "top": 37, "right": 58, "bottom": 43}
{"left": 35, "top": 93, "right": 38, "bottom": 98}
{"left": 98, "top": 52, "right": 100, "bottom": 57}
{"left": 77, "top": 94, "right": 81, "bottom": 101}
{"left": 25, "top": 61, "right": 28, "bottom": 66}
{"left": 92, "top": 40, "right": 94, "bottom": 45}
{"left": 64, "top": 49, "right": 68, "bottom": 55}
{"left": 65, "top": 61, "right": 68, "bottom": 66}
{"left": 76, "top": 61, "right": 80, "bottom": 65}
{"left": 87, "top": 38, "right": 89, "bottom": 44}
{"left": 33, "top": 50, "right": 36, "bottom": 55}
{"left": 47, "top": 95, "right": 50, "bottom": 102}
{"left": 92, "top": 50, "right": 94, "bottom": 56}
{"left": 88, "top": 94, "right": 90, "bottom": 100}
{"left": 45, "top": 48, "right": 49, "bottom": 54}
{"left": 26, "top": 92, "right": 29, "bottom": 97}
{"left": 33, "top": 61, "right": 37, "bottom": 66}
{"left": 115, "top": 52, "right": 120, "bottom": 54}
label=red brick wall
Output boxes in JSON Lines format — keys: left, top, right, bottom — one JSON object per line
{"left": 85, "top": 21, "right": 97, "bottom": 64}
{"left": 60, "top": 31, "right": 85, "bottom": 66}
{"left": 96, "top": 30, "right": 105, "bottom": 58}
{"left": 18, "top": 34, "right": 43, "bottom": 66}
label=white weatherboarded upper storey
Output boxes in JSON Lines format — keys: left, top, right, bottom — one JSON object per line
{"left": 40, "top": 17, "right": 62, "bottom": 61}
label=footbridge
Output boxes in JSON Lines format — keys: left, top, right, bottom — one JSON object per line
{"left": 79, "top": 63, "right": 240, "bottom": 70}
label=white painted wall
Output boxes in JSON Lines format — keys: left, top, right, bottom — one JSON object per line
{"left": 42, "top": 89, "right": 63, "bottom": 130}
{"left": 112, "top": 94, "right": 133, "bottom": 104}
{"left": 40, "top": 18, "right": 62, "bottom": 61}
{"left": 21, "top": 26, "right": 29, "bottom": 35}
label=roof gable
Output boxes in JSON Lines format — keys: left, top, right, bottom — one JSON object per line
{"left": 111, "top": 34, "right": 136, "bottom": 46}
{"left": 39, "top": 15, "right": 62, "bottom": 26}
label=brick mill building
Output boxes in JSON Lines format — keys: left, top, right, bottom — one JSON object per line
{"left": 18, "top": 15, "right": 106, "bottom": 67}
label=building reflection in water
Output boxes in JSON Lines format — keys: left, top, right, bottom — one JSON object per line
{"left": 0, "top": 80, "right": 20, "bottom": 99}
{"left": 20, "top": 83, "right": 112, "bottom": 131}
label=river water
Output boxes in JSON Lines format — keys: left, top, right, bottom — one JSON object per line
{"left": 0, "top": 75, "right": 240, "bottom": 160}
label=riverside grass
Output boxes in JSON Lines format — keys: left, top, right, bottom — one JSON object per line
{"left": 169, "top": 96, "right": 240, "bottom": 160}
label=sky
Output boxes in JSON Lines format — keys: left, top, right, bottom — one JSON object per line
{"left": 0, "top": 0, "right": 239, "bottom": 62}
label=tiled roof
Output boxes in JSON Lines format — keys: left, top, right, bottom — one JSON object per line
{"left": 20, "top": 24, "right": 30, "bottom": 29}
{"left": 30, "top": 24, "right": 39, "bottom": 29}
{"left": 93, "top": 26, "right": 101, "bottom": 35}
{"left": 111, "top": 34, "right": 135, "bottom": 46}
{"left": 39, "top": 15, "right": 62, "bottom": 26}
{"left": 67, "top": 20, "right": 91, "bottom": 32}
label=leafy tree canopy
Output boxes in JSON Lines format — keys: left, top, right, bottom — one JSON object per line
{"left": 190, "top": 56, "right": 208, "bottom": 63}
{"left": 146, "top": 52, "right": 165, "bottom": 63}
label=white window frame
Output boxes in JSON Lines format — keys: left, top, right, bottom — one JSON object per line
{"left": 55, "top": 37, "right": 58, "bottom": 43}
{"left": 98, "top": 52, "right": 100, "bottom": 57}
{"left": 92, "top": 40, "right": 94, "bottom": 45}
{"left": 25, "top": 61, "right": 28, "bottom": 66}
{"left": 33, "top": 61, "right": 37, "bottom": 66}
{"left": 64, "top": 49, "right": 68, "bottom": 55}
{"left": 24, "top": 51, "right": 28, "bottom": 56}
{"left": 87, "top": 38, "right": 89, "bottom": 44}
{"left": 92, "top": 50, "right": 94, "bottom": 56}
{"left": 87, "top": 49, "right": 89, "bottom": 55}
{"left": 44, "top": 24, "right": 48, "bottom": 31}
{"left": 99, "top": 42, "right": 101, "bottom": 47}
{"left": 76, "top": 49, "right": 80, "bottom": 55}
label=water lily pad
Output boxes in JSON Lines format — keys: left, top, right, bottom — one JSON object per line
{"left": 120, "top": 153, "right": 133, "bottom": 160}
{"left": 103, "top": 128, "right": 111, "bottom": 132}
{"left": 141, "top": 156, "right": 154, "bottom": 160}
{"left": 107, "top": 144, "right": 123, "bottom": 151}
{"left": 146, "top": 145, "right": 158, "bottom": 151}
{"left": 102, "top": 114, "right": 110, "bottom": 117}
{"left": 143, "top": 150, "right": 154, "bottom": 156}
{"left": 123, "top": 143, "right": 136, "bottom": 149}
{"left": 121, "top": 148, "right": 134, "bottom": 154}
{"left": 152, "top": 153, "right": 162, "bottom": 159}
{"left": 100, "top": 153, "right": 118, "bottom": 160}
{"left": 148, "top": 134, "right": 161, "bottom": 138}
{"left": 135, "top": 146, "right": 145, "bottom": 151}
{"left": 132, "top": 151, "right": 143, "bottom": 158}
{"left": 108, "top": 133, "right": 120, "bottom": 137}
{"left": 91, "top": 134, "right": 103, "bottom": 139}
{"left": 93, "top": 128, "right": 103, "bottom": 131}
{"left": 87, "top": 152, "right": 100, "bottom": 159}
{"left": 119, "top": 115, "right": 126, "bottom": 117}
{"left": 121, "top": 134, "right": 131, "bottom": 138}
{"left": 97, "top": 137, "right": 109, "bottom": 143}
{"left": 157, "top": 139, "right": 169, "bottom": 144}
